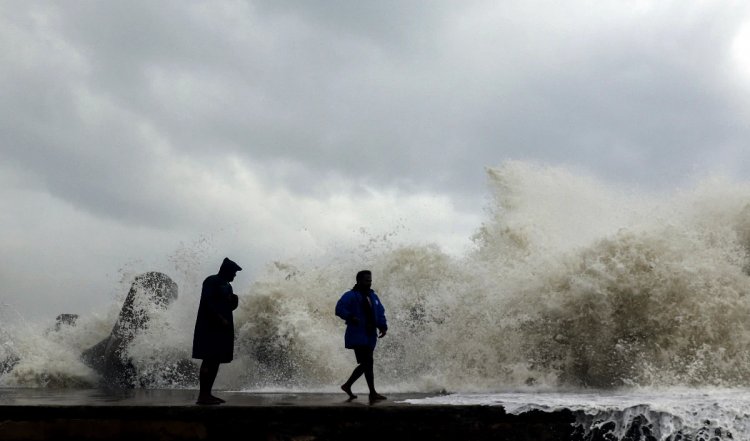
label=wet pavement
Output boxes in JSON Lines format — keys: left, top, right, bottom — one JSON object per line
{"left": 0, "top": 387, "right": 435, "bottom": 407}
{"left": 0, "top": 388, "right": 574, "bottom": 440}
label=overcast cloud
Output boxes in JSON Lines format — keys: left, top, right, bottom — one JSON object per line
{"left": 3, "top": 0, "right": 750, "bottom": 321}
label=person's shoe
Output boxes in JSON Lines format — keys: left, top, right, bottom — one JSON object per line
{"left": 341, "top": 384, "right": 357, "bottom": 399}
{"left": 196, "top": 396, "right": 223, "bottom": 405}
{"left": 210, "top": 395, "right": 226, "bottom": 403}
{"left": 369, "top": 392, "right": 387, "bottom": 403}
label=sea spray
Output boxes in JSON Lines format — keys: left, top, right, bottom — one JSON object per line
{"left": 0, "top": 317, "right": 19, "bottom": 378}
{"left": 405, "top": 389, "right": 750, "bottom": 441}
{"left": 3, "top": 161, "right": 750, "bottom": 392}
{"left": 0, "top": 311, "right": 110, "bottom": 387}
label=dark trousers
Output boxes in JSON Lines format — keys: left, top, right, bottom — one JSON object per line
{"left": 344, "top": 346, "right": 375, "bottom": 393}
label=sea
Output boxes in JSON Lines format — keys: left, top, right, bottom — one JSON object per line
{"left": 3, "top": 161, "right": 750, "bottom": 440}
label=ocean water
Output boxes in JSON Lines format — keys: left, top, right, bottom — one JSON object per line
{"left": 3, "top": 161, "right": 750, "bottom": 439}
{"left": 404, "top": 389, "right": 750, "bottom": 440}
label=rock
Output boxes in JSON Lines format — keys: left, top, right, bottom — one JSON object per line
{"left": 55, "top": 314, "right": 79, "bottom": 331}
{"left": 0, "top": 326, "right": 19, "bottom": 377}
{"left": 82, "top": 272, "right": 185, "bottom": 388}
{"left": 0, "top": 352, "right": 19, "bottom": 377}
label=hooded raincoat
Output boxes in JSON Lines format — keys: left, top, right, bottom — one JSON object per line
{"left": 192, "top": 274, "right": 239, "bottom": 362}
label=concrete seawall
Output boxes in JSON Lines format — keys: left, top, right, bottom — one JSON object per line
{"left": 0, "top": 389, "right": 576, "bottom": 440}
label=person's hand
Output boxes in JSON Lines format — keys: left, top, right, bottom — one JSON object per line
{"left": 378, "top": 328, "right": 387, "bottom": 338}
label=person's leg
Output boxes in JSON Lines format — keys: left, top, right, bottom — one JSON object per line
{"left": 342, "top": 348, "right": 368, "bottom": 399}
{"left": 208, "top": 363, "right": 225, "bottom": 403}
{"left": 197, "top": 360, "right": 222, "bottom": 404}
{"left": 341, "top": 364, "right": 363, "bottom": 399}
{"left": 361, "top": 349, "right": 386, "bottom": 401}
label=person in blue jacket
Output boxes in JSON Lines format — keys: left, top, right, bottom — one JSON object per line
{"left": 192, "top": 257, "right": 241, "bottom": 405}
{"left": 335, "top": 270, "right": 388, "bottom": 402}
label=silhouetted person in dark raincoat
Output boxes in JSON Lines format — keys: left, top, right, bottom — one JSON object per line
{"left": 336, "top": 270, "right": 388, "bottom": 402}
{"left": 192, "top": 257, "right": 241, "bottom": 405}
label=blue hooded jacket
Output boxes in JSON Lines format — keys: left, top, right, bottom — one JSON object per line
{"left": 335, "top": 288, "right": 387, "bottom": 349}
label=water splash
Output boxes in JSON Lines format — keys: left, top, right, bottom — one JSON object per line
{"left": 405, "top": 389, "right": 750, "bottom": 441}
{"left": 3, "top": 161, "right": 750, "bottom": 393}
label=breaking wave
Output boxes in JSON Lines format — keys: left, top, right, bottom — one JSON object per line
{"left": 3, "top": 161, "right": 750, "bottom": 392}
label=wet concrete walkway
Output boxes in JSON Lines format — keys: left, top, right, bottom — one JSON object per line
{"left": 0, "top": 388, "right": 574, "bottom": 440}
{"left": 0, "top": 388, "right": 429, "bottom": 407}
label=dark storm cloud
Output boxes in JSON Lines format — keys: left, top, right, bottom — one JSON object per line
{"left": 3, "top": 0, "right": 750, "bottom": 224}
{"left": 5, "top": 0, "right": 750, "bottom": 320}
{"left": 2, "top": 0, "right": 461, "bottom": 212}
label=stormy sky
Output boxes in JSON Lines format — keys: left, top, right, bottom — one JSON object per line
{"left": 3, "top": 1, "right": 750, "bottom": 321}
